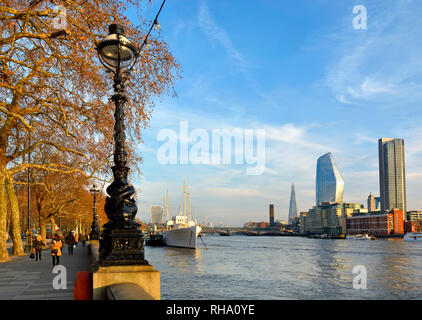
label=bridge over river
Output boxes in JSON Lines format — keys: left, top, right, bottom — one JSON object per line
{"left": 200, "top": 227, "right": 301, "bottom": 237}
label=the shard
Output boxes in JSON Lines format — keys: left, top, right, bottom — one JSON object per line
{"left": 316, "top": 152, "right": 344, "bottom": 206}
{"left": 288, "top": 184, "right": 298, "bottom": 223}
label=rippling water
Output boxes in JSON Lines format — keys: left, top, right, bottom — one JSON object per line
{"left": 144, "top": 235, "right": 422, "bottom": 300}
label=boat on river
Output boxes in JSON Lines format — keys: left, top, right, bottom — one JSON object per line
{"left": 403, "top": 232, "right": 422, "bottom": 242}
{"left": 346, "top": 234, "right": 375, "bottom": 240}
{"left": 162, "top": 182, "right": 202, "bottom": 249}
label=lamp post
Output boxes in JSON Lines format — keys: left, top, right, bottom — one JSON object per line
{"left": 89, "top": 184, "right": 100, "bottom": 240}
{"left": 25, "top": 138, "right": 32, "bottom": 252}
{"left": 96, "top": 24, "right": 148, "bottom": 266}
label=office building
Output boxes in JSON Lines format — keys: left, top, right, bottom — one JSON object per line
{"left": 288, "top": 184, "right": 298, "bottom": 223}
{"left": 150, "top": 205, "right": 164, "bottom": 224}
{"left": 375, "top": 197, "right": 381, "bottom": 210}
{"left": 303, "top": 202, "right": 361, "bottom": 235}
{"left": 407, "top": 210, "right": 422, "bottom": 222}
{"left": 368, "top": 193, "right": 375, "bottom": 211}
{"left": 367, "top": 193, "right": 381, "bottom": 212}
{"left": 316, "top": 153, "right": 344, "bottom": 205}
{"left": 378, "top": 138, "right": 406, "bottom": 216}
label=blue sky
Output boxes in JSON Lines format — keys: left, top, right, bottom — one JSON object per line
{"left": 125, "top": 0, "right": 422, "bottom": 226}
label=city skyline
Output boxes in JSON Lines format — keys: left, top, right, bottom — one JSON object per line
{"left": 127, "top": 0, "right": 422, "bottom": 226}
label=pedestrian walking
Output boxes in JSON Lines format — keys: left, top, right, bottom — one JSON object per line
{"left": 32, "top": 235, "right": 45, "bottom": 261}
{"left": 81, "top": 234, "right": 87, "bottom": 247}
{"left": 65, "top": 231, "right": 76, "bottom": 255}
{"left": 58, "top": 232, "right": 65, "bottom": 254}
{"left": 50, "top": 234, "right": 62, "bottom": 267}
{"left": 74, "top": 233, "right": 79, "bottom": 246}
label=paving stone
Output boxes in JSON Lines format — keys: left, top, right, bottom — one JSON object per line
{"left": 11, "top": 294, "right": 47, "bottom": 300}
{"left": 0, "top": 245, "right": 90, "bottom": 300}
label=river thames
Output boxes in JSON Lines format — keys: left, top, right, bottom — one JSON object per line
{"left": 145, "top": 235, "right": 422, "bottom": 300}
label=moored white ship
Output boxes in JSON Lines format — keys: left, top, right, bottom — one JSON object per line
{"left": 162, "top": 182, "right": 202, "bottom": 249}
{"left": 163, "top": 217, "right": 202, "bottom": 248}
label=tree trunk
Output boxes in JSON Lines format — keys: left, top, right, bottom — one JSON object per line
{"left": 40, "top": 218, "right": 47, "bottom": 245}
{"left": 5, "top": 173, "right": 24, "bottom": 255}
{"left": 0, "top": 168, "right": 9, "bottom": 260}
{"left": 51, "top": 216, "right": 56, "bottom": 236}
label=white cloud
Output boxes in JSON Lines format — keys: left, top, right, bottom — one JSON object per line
{"left": 197, "top": 0, "right": 280, "bottom": 109}
{"left": 325, "top": 1, "right": 422, "bottom": 104}
{"left": 197, "top": 1, "right": 247, "bottom": 70}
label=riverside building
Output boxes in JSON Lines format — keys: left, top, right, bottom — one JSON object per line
{"left": 303, "top": 202, "right": 362, "bottom": 236}
{"left": 405, "top": 211, "right": 422, "bottom": 233}
{"left": 378, "top": 138, "right": 406, "bottom": 217}
{"left": 346, "top": 209, "right": 404, "bottom": 236}
{"left": 407, "top": 210, "right": 422, "bottom": 222}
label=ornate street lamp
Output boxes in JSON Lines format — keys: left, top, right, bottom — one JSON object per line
{"left": 89, "top": 184, "right": 100, "bottom": 240}
{"left": 96, "top": 24, "right": 148, "bottom": 266}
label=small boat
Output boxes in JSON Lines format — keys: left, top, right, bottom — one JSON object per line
{"left": 329, "top": 234, "right": 346, "bottom": 239}
{"left": 403, "top": 232, "right": 422, "bottom": 242}
{"left": 145, "top": 233, "right": 164, "bottom": 246}
{"left": 346, "top": 234, "right": 374, "bottom": 240}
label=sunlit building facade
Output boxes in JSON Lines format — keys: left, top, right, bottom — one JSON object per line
{"left": 303, "top": 202, "right": 361, "bottom": 235}
{"left": 367, "top": 193, "right": 381, "bottom": 212}
{"left": 347, "top": 209, "right": 404, "bottom": 236}
{"left": 378, "top": 138, "right": 406, "bottom": 216}
{"left": 316, "top": 153, "right": 344, "bottom": 206}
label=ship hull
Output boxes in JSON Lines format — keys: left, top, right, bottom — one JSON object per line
{"left": 163, "top": 225, "right": 202, "bottom": 249}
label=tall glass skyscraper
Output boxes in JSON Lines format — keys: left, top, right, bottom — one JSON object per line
{"left": 378, "top": 138, "right": 406, "bottom": 215}
{"left": 288, "top": 184, "right": 298, "bottom": 223}
{"left": 316, "top": 153, "right": 344, "bottom": 206}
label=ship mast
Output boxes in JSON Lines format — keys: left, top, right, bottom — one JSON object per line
{"left": 165, "top": 190, "right": 171, "bottom": 221}
{"left": 187, "top": 191, "right": 192, "bottom": 222}
{"left": 183, "top": 180, "right": 187, "bottom": 218}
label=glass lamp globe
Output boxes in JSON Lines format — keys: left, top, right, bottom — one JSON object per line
{"left": 90, "top": 184, "right": 100, "bottom": 195}
{"left": 97, "top": 24, "right": 138, "bottom": 72}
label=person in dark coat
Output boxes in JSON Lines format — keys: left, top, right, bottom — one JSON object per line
{"left": 80, "top": 234, "right": 87, "bottom": 247}
{"left": 65, "top": 231, "right": 76, "bottom": 255}
{"left": 32, "top": 235, "right": 45, "bottom": 261}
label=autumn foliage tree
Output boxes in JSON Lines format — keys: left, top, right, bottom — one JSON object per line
{"left": 0, "top": 0, "right": 180, "bottom": 259}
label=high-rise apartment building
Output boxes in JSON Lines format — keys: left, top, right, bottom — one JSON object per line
{"left": 378, "top": 138, "right": 406, "bottom": 217}
{"left": 288, "top": 184, "right": 298, "bottom": 223}
{"left": 316, "top": 153, "right": 344, "bottom": 206}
